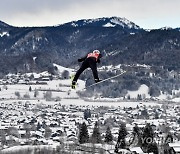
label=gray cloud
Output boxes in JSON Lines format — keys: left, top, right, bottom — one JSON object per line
{"left": 0, "top": 0, "right": 180, "bottom": 28}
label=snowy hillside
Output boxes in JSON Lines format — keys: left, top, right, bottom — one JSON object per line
{"left": 126, "top": 84, "right": 151, "bottom": 99}
{"left": 53, "top": 63, "right": 76, "bottom": 76}
{"left": 103, "top": 17, "right": 140, "bottom": 29}
{"left": 0, "top": 31, "right": 9, "bottom": 37}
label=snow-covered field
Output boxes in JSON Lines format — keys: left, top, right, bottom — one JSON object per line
{"left": 0, "top": 77, "right": 163, "bottom": 108}
{"left": 0, "top": 68, "right": 172, "bottom": 110}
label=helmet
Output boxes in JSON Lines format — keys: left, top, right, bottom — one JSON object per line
{"left": 93, "top": 50, "right": 100, "bottom": 54}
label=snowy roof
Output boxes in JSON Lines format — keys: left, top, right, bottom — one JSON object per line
{"left": 172, "top": 147, "right": 180, "bottom": 152}
{"left": 129, "top": 147, "right": 144, "bottom": 153}
{"left": 169, "top": 142, "right": 180, "bottom": 147}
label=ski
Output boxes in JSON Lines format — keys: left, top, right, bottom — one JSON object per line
{"left": 83, "top": 71, "right": 126, "bottom": 90}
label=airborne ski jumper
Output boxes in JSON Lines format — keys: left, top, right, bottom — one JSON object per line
{"left": 72, "top": 50, "right": 102, "bottom": 89}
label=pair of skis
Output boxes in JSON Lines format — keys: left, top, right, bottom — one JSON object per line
{"left": 82, "top": 71, "right": 126, "bottom": 90}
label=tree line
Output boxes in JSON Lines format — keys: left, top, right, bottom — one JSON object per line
{"left": 78, "top": 121, "right": 175, "bottom": 154}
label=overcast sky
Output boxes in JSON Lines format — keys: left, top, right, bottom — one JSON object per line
{"left": 0, "top": 0, "right": 180, "bottom": 29}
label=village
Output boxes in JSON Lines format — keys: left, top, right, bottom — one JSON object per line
{"left": 0, "top": 65, "right": 180, "bottom": 154}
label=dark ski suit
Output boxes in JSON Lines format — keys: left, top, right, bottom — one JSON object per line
{"left": 72, "top": 52, "right": 102, "bottom": 83}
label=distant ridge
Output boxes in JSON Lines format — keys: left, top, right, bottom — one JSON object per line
{"left": 0, "top": 20, "right": 11, "bottom": 28}
{"left": 61, "top": 16, "right": 141, "bottom": 30}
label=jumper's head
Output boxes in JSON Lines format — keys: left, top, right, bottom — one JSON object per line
{"left": 93, "top": 50, "right": 100, "bottom": 54}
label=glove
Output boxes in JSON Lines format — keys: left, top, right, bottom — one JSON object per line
{"left": 97, "top": 59, "right": 100, "bottom": 63}
{"left": 78, "top": 59, "right": 83, "bottom": 62}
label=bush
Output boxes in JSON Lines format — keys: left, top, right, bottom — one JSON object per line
{"left": 15, "top": 91, "right": 20, "bottom": 98}
{"left": 34, "top": 89, "right": 39, "bottom": 97}
{"left": 61, "top": 70, "right": 70, "bottom": 79}
{"left": 149, "top": 86, "right": 160, "bottom": 97}
{"left": 24, "top": 93, "right": 30, "bottom": 99}
{"left": 44, "top": 91, "right": 52, "bottom": 101}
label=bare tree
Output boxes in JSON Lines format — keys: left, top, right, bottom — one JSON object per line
{"left": 44, "top": 91, "right": 52, "bottom": 101}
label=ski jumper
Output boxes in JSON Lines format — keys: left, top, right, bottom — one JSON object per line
{"left": 72, "top": 52, "right": 102, "bottom": 83}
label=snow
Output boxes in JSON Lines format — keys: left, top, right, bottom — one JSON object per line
{"left": 129, "top": 147, "right": 144, "bottom": 153}
{"left": 0, "top": 77, "right": 85, "bottom": 101}
{"left": 0, "top": 66, "right": 176, "bottom": 153}
{"left": 133, "top": 119, "right": 165, "bottom": 126}
{"left": 169, "top": 141, "right": 180, "bottom": 147}
{"left": 99, "top": 64, "right": 123, "bottom": 72}
{"left": 61, "top": 17, "right": 140, "bottom": 30}
{"left": 1, "top": 145, "right": 57, "bottom": 153}
{"left": 110, "top": 17, "right": 139, "bottom": 29}
{"left": 32, "top": 42, "right": 35, "bottom": 50}
{"left": 71, "top": 22, "right": 78, "bottom": 27}
{"left": 26, "top": 62, "right": 75, "bottom": 78}
{"left": 157, "top": 91, "right": 168, "bottom": 100}
{"left": 59, "top": 99, "right": 160, "bottom": 108}
{"left": 126, "top": 84, "right": 151, "bottom": 99}
{"left": 145, "top": 29, "right": 152, "bottom": 32}
{"left": 136, "top": 63, "right": 151, "bottom": 69}
{"left": 111, "top": 18, "right": 126, "bottom": 27}
{"left": 160, "top": 26, "right": 173, "bottom": 30}
{"left": 0, "top": 31, "right": 9, "bottom": 37}
{"left": 0, "top": 78, "right": 160, "bottom": 109}
{"left": 130, "top": 32, "right": 135, "bottom": 35}
{"left": 32, "top": 71, "right": 50, "bottom": 78}
{"left": 169, "top": 142, "right": 180, "bottom": 152}
{"left": 53, "top": 63, "right": 75, "bottom": 75}
{"left": 173, "top": 147, "right": 180, "bottom": 152}
{"left": 172, "top": 97, "right": 180, "bottom": 102}
{"left": 103, "top": 23, "right": 116, "bottom": 27}
{"left": 99, "top": 65, "right": 114, "bottom": 70}
{"left": 2, "top": 63, "right": 179, "bottom": 105}
{"left": 86, "top": 18, "right": 103, "bottom": 24}
{"left": 33, "top": 56, "right": 37, "bottom": 62}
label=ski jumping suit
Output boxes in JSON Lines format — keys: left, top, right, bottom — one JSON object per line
{"left": 72, "top": 52, "right": 102, "bottom": 84}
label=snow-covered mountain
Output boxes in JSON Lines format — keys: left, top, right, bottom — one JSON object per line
{"left": 0, "top": 16, "right": 180, "bottom": 81}
{"left": 61, "top": 16, "right": 141, "bottom": 30}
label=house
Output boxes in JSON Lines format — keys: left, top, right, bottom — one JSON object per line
{"left": 18, "top": 130, "right": 26, "bottom": 138}
{"left": 31, "top": 131, "right": 44, "bottom": 139}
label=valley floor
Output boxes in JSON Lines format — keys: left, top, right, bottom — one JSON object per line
{"left": 0, "top": 74, "right": 180, "bottom": 153}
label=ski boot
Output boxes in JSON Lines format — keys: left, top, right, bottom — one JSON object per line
{"left": 95, "top": 79, "right": 102, "bottom": 83}
{"left": 71, "top": 81, "right": 76, "bottom": 89}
